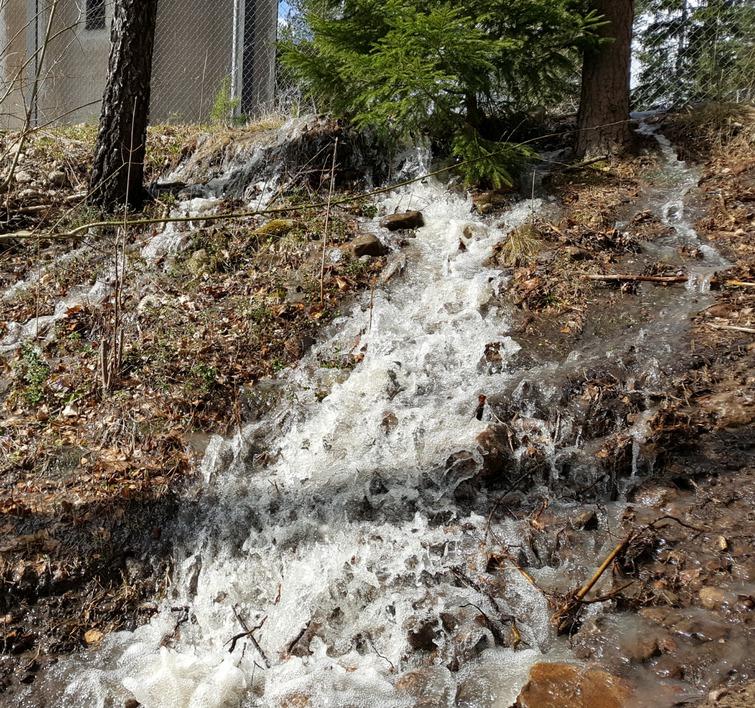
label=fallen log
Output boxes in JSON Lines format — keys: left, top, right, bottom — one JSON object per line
{"left": 586, "top": 273, "right": 688, "bottom": 284}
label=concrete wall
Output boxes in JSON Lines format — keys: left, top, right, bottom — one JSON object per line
{"left": 151, "top": 0, "right": 235, "bottom": 123}
{"left": 0, "top": 0, "right": 30, "bottom": 128}
{"left": 37, "top": 0, "right": 112, "bottom": 125}
{"left": 240, "top": 0, "right": 278, "bottom": 116}
{"left": 0, "top": 0, "right": 279, "bottom": 128}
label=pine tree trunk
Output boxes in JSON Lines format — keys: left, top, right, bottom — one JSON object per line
{"left": 89, "top": 0, "right": 158, "bottom": 211}
{"left": 575, "top": 0, "right": 635, "bottom": 159}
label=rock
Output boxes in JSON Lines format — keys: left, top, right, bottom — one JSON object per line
{"left": 572, "top": 509, "right": 599, "bottom": 531}
{"left": 440, "top": 612, "right": 459, "bottom": 632}
{"left": 380, "top": 211, "right": 424, "bottom": 231}
{"left": 652, "top": 655, "right": 684, "bottom": 680}
{"left": 14, "top": 170, "right": 32, "bottom": 184}
{"left": 407, "top": 619, "right": 439, "bottom": 651}
{"left": 631, "top": 210, "right": 657, "bottom": 224}
{"left": 351, "top": 233, "right": 388, "bottom": 257}
{"left": 288, "top": 621, "right": 322, "bottom": 657}
{"left": 381, "top": 411, "right": 398, "bottom": 434}
{"left": 395, "top": 666, "right": 456, "bottom": 707}
{"left": 479, "top": 342, "right": 504, "bottom": 374}
{"left": 698, "top": 586, "right": 727, "bottom": 610}
{"left": 516, "top": 663, "right": 634, "bottom": 708}
{"left": 18, "top": 188, "right": 44, "bottom": 201}
{"left": 565, "top": 246, "right": 591, "bottom": 261}
{"left": 451, "top": 622, "right": 494, "bottom": 662}
{"left": 84, "top": 629, "right": 104, "bottom": 645}
{"left": 124, "top": 700, "right": 141, "bottom": 708}
{"left": 285, "top": 285, "right": 308, "bottom": 305}
{"left": 48, "top": 170, "right": 67, "bottom": 188}
{"left": 473, "top": 190, "right": 510, "bottom": 213}
{"left": 670, "top": 613, "right": 729, "bottom": 642}
{"left": 475, "top": 425, "right": 516, "bottom": 479}
{"left": 623, "top": 634, "right": 660, "bottom": 663}
{"left": 187, "top": 248, "right": 210, "bottom": 275}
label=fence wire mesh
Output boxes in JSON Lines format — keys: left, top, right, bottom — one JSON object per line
{"left": 0, "top": 0, "right": 753, "bottom": 131}
{"left": 0, "top": 0, "right": 280, "bottom": 130}
{"left": 633, "top": 0, "right": 755, "bottom": 110}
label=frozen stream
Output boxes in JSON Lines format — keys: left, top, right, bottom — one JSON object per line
{"left": 18, "top": 121, "right": 727, "bottom": 707}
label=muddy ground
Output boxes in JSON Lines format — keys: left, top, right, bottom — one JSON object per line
{"left": 1, "top": 106, "right": 753, "bottom": 704}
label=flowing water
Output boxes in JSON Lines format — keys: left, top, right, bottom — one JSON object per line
{"left": 16, "top": 120, "right": 730, "bottom": 707}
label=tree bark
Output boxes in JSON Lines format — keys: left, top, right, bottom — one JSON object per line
{"left": 576, "top": 0, "right": 635, "bottom": 159}
{"left": 89, "top": 0, "right": 159, "bottom": 212}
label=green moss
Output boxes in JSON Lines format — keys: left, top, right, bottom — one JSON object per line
{"left": 254, "top": 219, "right": 298, "bottom": 238}
{"left": 19, "top": 344, "right": 50, "bottom": 406}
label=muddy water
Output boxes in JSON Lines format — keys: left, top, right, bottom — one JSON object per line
{"left": 18, "top": 123, "right": 731, "bottom": 707}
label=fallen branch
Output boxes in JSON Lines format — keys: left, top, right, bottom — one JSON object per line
{"left": 707, "top": 323, "right": 755, "bottom": 335}
{"left": 562, "top": 155, "right": 610, "bottom": 172}
{"left": 552, "top": 531, "right": 637, "bottom": 634}
{"left": 724, "top": 280, "right": 755, "bottom": 289}
{"left": 586, "top": 273, "right": 688, "bottom": 284}
{"left": 552, "top": 511, "right": 711, "bottom": 634}
{"left": 6, "top": 193, "right": 88, "bottom": 216}
{"left": 228, "top": 607, "right": 270, "bottom": 667}
{"left": 0, "top": 128, "right": 625, "bottom": 243}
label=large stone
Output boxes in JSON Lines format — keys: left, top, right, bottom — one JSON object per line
{"left": 698, "top": 586, "right": 727, "bottom": 610}
{"left": 254, "top": 219, "right": 297, "bottom": 238}
{"left": 407, "top": 619, "right": 440, "bottom": 651}
{"left": 516, "top": 663, "right": 634, "bottom": 708}
{"left": 48, "top": 170, "right": 67, "bottom": 188}
{"left": 380, "top": 211, "right": 424, "bottom": 231}
{"left": 352, "top": 233, "right": 388, "bottom": 257}
{"left": 187, "top": 248, "right": 210, "bottom": 275}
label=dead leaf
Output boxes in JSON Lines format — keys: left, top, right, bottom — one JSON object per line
{"left": 84, "top": 629, "right": 104, "bottom": 645}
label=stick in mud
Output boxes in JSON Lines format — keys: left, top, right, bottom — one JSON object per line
{"left": 707, "top": 323, "right": 755, "bottom": 334}
{"left": 586, "top": 273, "right": 689, "bottom": 284}
{"left": 552, "top": 514, "right": 712, "bottom": 634}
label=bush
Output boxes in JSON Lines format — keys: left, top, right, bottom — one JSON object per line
{"left": 281, "top": 0, "right": 602, "bottom": 186}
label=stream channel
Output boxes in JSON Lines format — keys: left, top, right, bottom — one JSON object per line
{"left": 18, "top": 118, "right": 732, "bottom": 707}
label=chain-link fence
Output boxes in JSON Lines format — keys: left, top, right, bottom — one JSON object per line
{"left": 633, "top": 0, "right": 755, "bottom": 110}
{"left": 0, "top": 0, "right": 280, "bottom": 130}
{"left": 1, "top": 0, "right": 753, "bottom": 131}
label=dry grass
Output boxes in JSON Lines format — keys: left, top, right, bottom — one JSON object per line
{"left": 665, "top": 102, "right": 755, "bottom": 161}
{"left": 495, "top": 222, "right": 541, "bottom": 268}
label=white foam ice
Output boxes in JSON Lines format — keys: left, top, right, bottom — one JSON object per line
{"left": 40, "top": 172, "right": 565, "bottom": 708}
{"left": 635, "top": 119, "right": 729, "bottom": 291}
{"left": 141, "top": 197, "right": 221, "bottom": 262}
{"left": 0, "top": 272, "right": 113, "bottom": 355}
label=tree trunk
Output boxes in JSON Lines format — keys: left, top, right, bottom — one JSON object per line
{"left": 575, "top": 0, "right": 635, "bottom": 159}
{"left": 89, "top": 0, "right": 159, "bottom": 212}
